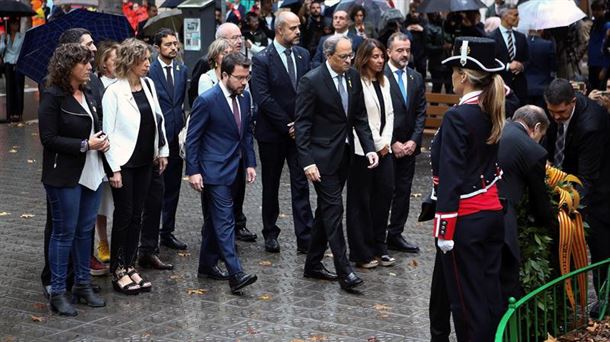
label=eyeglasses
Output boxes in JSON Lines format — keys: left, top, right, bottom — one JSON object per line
{"left": 229, "top": 73, "right": 251, "bottom": 82}
{"left": 228, "top": 35, "right": 243, "bottom": 41}
{"left": 336, "top": 52, "right": 355, "bottom": 60}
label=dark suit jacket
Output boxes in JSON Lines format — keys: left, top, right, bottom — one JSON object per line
{"left": 498, "top": 121, "right": 554, "bottom": 259}
{"left": 185, "top": 85, "right": 256, "bottom": 186}
{"left": 251, "top": 43, "right": 311, "bottom": 142}
{"left": 311, "top": 33, "right": 364, "bottom": 68}
{"left": 149, "top": 59, "right": 188, "bottom": 142}
{"left": 384, "top": 64, "right": 427, "bottom": 154}
{"left": 295, "top": 65, "right": 375, "bottom": 175}
{"left": 490, "top": 27, "right": 529, "bottom": 103}
{"left": 525, "top": 36, "right": 556, "bottom": 97}
{"left": 543, "top": 94, "right": 610, "bottom": 208}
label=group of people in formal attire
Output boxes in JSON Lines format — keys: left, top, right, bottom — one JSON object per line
{"left": 35, "top": 3, "right": 610, "bottom": 342}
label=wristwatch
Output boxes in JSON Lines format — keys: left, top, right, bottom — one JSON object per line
{"left": 80, "top": 139, "right": 89, "bottom": 153}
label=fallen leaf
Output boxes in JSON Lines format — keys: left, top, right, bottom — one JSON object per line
{"left": 20, "top": 214, "right": 35, "bottom": 219}
{"left": 246, "top": 326, "right": 257, "bottom": 335}
{"left": 258, "top": 260, "right": 272, "bottom": 266}
{"left": 367, "top": 337, "right": 380, "bottom": 342}
{"left": 279, "top": 213, "right": 288, "bottom": 218}
{"left": 8, "top": 149, "right": 17, "bottom": 153}
{"left": 177, "top": 252, "right": 191, "bottom": 257}
{"left": 27, "top": 160, "right": 36, "bottom": 164}
{"left": 30, "top": 315, "right": 45, "bottom": 322}
{"left": 411, "top": 193, "right": 422, "bottom": 198}
{"left": 32, "top": 303, "right": 46, "bottom": 310}
{"left": 169, "top": 275, "right": 183, "bottom": 280}
{"left": 586, "top": 322, "right": 599, "bottom": 333}
{"left": 308, "top": 335, "right": 328, "bottom": 341}
{"left": 258, "top": 294, "right": 272, "bottom": 301}
{"left": 373, "top": 304, "right": 392, "bottom": 312}
{"left": 290, "top": 339, "right": 306, "bottom": 342}
{"left": 187, "top": 288, "right": 208, "bottom": 295}
{"left": 0, "top": 212, "right": 10, "bottom": 216}
{"left": 388, "top": 272, "right": 397, "bottom": 276}
{"left": 544, "top": 333, "right": 558, "bottom": 342}
{"left": 408, "top": 259, "right": 418, "bottom": 268}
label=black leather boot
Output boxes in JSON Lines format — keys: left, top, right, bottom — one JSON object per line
{"left": 50, "top": 292, "right": 77, "bottom": 316}
{"left": 72, "top": 284, "right": 106, "bottom": 307}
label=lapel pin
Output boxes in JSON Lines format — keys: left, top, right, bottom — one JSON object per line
{"left": 176, "top": 65, "right": 180, "bottom": 71}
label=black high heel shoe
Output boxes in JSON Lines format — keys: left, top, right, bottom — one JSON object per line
{"left": 72, "top": 284, "right": 106, "bottom": 307}
{"left": 127, "top": 267, "right": 152, "bottom": 293}
{"left": 112, "top": 268, "right": 140, "bottom": 295}
{"left": 50, "top": 292, "right": 77, "bottom": 316}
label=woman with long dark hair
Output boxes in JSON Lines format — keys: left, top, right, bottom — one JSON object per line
{"left": 0, "top": 17, "right": 25, "bottom": 122}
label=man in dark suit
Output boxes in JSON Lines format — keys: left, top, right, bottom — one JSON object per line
{"left": 489, "top": 4, "right": 529, "bottom": 106}
{"left": 186, "top": 52, "right": 258, "bottom": 294}
{"left": 140, "top": 29, "right": 189, "bottom": 262}
{"left": 384, "top": 32, "right": 426, "bottom": 253}
{"left": 543, "top": 78, "right": 610, "bottom": 299}
{"left": 311, "top": 10, "right": 364, "bottom": 68}
{"left": 498, "top": 105, "right": 555, "bottom": 302}
{"left": 295, "top": 35, "right": 379, "bottom": 291}
{"left": 525, "top": 31, "right": 556, "bottom": 108}
{"left": 251, "top": 12, "right": 314, "bottom": 254}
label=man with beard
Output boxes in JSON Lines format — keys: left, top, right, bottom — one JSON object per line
{"left": 301, "top": 1, "right": 331, "bottom": 57}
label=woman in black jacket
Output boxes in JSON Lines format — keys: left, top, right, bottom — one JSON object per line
{"left": 39, "top": 44, "right": 109, "bottom": 316}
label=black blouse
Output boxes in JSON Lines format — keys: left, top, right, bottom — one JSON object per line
{"left": 124, "top": 89, "right": 155, "bottom": 168}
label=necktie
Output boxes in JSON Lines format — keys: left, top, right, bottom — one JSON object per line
{"left": 395, "top": 69, "right": 407, "bottom": 104}
{"left": 507, "top": 30, "right": 516, "bottom": 61}
{"left": 165, "top": 66, "right": 174, "bottom": 97}
{"left": 231, "top": 94, "right": 241, "bottom": 134}
{"left": 284, "top": 48, "right": 297, "bottom": 89}
{"left": 337, "top": 74, "right": 348, "bottom": 114}
{"left": 554, "top": 123, "right": 565, "bottom": 168}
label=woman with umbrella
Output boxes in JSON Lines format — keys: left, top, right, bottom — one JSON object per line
{"left": 0, "top": 17, "right": 25, "bottom": 122}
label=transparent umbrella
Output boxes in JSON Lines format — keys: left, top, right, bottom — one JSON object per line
{"left": 335, "top": 0, "right": 390, "bottom": 34}
{"left": 516, "top": 0, "right": 586, "bottom": 32}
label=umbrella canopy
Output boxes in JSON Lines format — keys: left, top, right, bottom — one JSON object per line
{"left": 0, "top": 0, "right": 36, "bottom": 17}
{"left": 516, "top": 0, "right": 586, "bottom": 31}
{"left": 335, "top": 0, "right": 390, "bottom": 31}
{"left": 418, "top": 0, "right": 486, "bottom": 13}
{"left": 53, "top": 0, "right": 99, "bottom": 6}
{"left": 280, "top": 0, "right": 302, "bottom": 9}
{"left": 142, "top": 9, "right": 183, "bottom": 37}
{"left": 17, "top": 9, "right": 133, "bottom": 84}
{"left": 160, "top": 0, "right": 186, "bottom": 8}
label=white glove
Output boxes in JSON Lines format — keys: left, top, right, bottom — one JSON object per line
{"left": 437, "top": 238, "right": 454, "bottom": 254}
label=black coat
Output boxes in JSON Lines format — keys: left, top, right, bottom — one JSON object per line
{"left": 498, "top": 121, "right": 554, "bottom": 259}
{"left": 39, "top": 85, "right": 106, "bottom": 187}
{"left": 490, "top": 28, "right": 529, "bottom": 104}
{"left": 295, "top": 65, "right": 375, "bottom": 175}
{"left": 543, "top": 94, "right": 610, "bottom": 209}
{"left": 384, "top": 65, "right": 427, "bottom": 154}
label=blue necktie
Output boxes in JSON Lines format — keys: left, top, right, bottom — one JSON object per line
{"left": 395, "top": 69, "right": 407, "bottom": 104}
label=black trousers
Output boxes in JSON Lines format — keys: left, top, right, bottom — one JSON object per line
{"left": 588, "top": 65, "right": 607, "bottom": 91}
{"left": 140, "top": 163, "right": 163, "bottom": 255}
{"left": 305, "top": 147, "right": 352, "bottom": 277}
{"left": 430, "top": 69, "right": 453, "bottom": 94}
{"left": 110, "top": 164, "right": 152, "bottom": 273}
{"left": 430, "top": 246, "right": 451, "bottom": 342}
{"left": 346, "top": 154, "right": 394, "bottom": 262}
{"left": 440, "top": 210, "right": 505, "bottom": 342}
{"left": 586, "top": 208, "right": 610, "bottom": 294}
{"left": 258, "top": 140, "right": 313, "bottom": 248}
{"left": 388, "top": 154, "right": 416, "bottom": 237}
{"left": 4, "top": 63, "right": 24, "bottom": 120}
{"left": 159, "top": 139, "right": 183, "bottom": 237}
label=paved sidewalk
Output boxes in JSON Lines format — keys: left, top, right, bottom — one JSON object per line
{"left": 0, "top": 122, "right": 444, "bottom": 341}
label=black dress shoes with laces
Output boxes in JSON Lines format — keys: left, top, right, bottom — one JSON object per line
{"left": 138, "top": 254, "right": 174, "bottom": 270}
{"left": 160, "top": 234, "right": 188, "bottom": 250}
{"left": 235, "top": 227, "right": 257, "bottom": 242}
{"left": 229, "top": 272, "right": 258, "bottom": 294}
{"left": 303, "top": 265, "right": 338, "bottom": 281}
{"left": 264, "top": 238, "right": 280, "bottom": 253}
{"left": 339, "top": 272, "right": 364, "bottom": 291}
{"left": 387, "top": 235, "right": 420, "bottom": 253}
{"left": 198, "top": 265, "right": 230, "bottom": 280}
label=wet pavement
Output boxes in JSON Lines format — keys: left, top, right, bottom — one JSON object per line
{"left": 0, "top": 121, "right": 448, "bottom": 341}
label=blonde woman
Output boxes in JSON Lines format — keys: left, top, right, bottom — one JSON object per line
{"left": 198, "top": 38, "right": 233, "bottom": 95}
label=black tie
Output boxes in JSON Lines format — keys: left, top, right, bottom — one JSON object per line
{"left": 165, "top": 66, "right": 174, "bottom": 97}
{"left": 284, "top": 48, "right": 297, "bottom": 89}
{"left": 554, "top": 123, "right": 566, "bottom": 168}
{"left": 507, "top": 30, "right": 515, "bottom": 61}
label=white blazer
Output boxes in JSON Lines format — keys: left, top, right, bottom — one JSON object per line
{"left": 102, "top": 77, "right": 169, "bottom": 172}
{"left": 353, "top": 76, "right": 394, "bottom": 156}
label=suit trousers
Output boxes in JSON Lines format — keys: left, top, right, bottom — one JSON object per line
{"left": 440, "top": 210, "right": 505, "bottom": 342}
{"left": 429, "top": 246, "right": 451, "bottom": 342}
{"left": 305, "top": 147, "right": 353, "bottom": 277}
{"left": 585, "top": 208, "right": 610, "bottom": 294}
{"left": 4, "top": 63, "right": 24, "bottom": 119}
{"left": 198, "top": 184, "right": 243, "bottom": 275}
{"left": 233, "top": 158, "right": 247, "bottom": 230}
{"left": 160, "top": 139, "right": 183, "bottom": 237}
{"left": 388, "top": 154, "right": 416, "bottom": 237}
{"left": 259, "top": 140, "right": 313, "bottom": 248}
{"left": 110, "top": 164, "right": 152, "bottom": 273}
{"left": 346, "top": 154, "right": 394, "bottom": 262}
{"left": 140, "top": 163, "right": 164, "bottom": 255}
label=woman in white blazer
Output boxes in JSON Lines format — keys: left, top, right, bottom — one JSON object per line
{"left": 346, "top": 39, "right": 396, "bottom": 269}
{"left": 103, "top": 38, "right": 169, "bottom": 295}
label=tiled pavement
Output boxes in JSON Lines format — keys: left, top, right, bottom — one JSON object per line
{"left": 0, "top": 122, "right": 450, "bottom": 341}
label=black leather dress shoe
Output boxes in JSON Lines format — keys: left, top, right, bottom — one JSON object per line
{"left": 138, "top": 254, "right": 174, "bottom": 270}
{"left": 339, "top": 272, "right": 364, "bottom": 291}
{"left": 387, "top": 235, "right": 420, "bottom": 253}
{"left": 235, "top": 227, "right": 257, "bottom": 242}
{"left": 303, "top": 265, "right": 338, "bottom": 281}
{"left": 198, "top": 265, "right": 230, "bottom": 280}
{"left": 160, "top": 234, "right": 188, "bottom": 250}
{"left": 264, "top": 238, "right": 280, "bottom": 253}
{"left": 229, "top": 272, "right": 257, "bottom": 294}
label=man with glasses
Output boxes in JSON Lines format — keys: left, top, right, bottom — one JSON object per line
{"left": 295, "top": 35, "right": 378, "bottom": 291}
{"left": 312, "top": 10, "right": 364, "bottom": 67}
{"left": 186, "top": 52, "right": 258, "bottom": 293}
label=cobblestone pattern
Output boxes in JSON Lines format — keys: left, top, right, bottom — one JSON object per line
{"left": 0, "top": 122, "right": 454, "bottom": 341}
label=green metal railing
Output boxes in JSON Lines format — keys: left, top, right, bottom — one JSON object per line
{"left": 495, "top": 258, "right": 610, "bottom": 341}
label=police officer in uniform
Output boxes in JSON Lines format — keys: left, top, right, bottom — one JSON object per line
{"left": 430, "top": 36, "right": 507, "bottom": 342}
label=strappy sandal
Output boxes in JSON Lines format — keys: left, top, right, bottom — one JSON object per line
{"left": 127, "top": 267, "right": 152, "bottom": 293}
{"left": 112, "top": 268, "right": 140, "bottom": 295}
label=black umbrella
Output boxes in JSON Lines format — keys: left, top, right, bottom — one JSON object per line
{"left": 280, "top": 0, "right": 303, "bottom": 10}
{"left": 160, "top": 0, "right": 187, "bottom": 8}
{"left": 0, "top": 0, "right": 36, "bottom": 17}
{"left": 418, "top": 0, "right": 486, "bottom": 13}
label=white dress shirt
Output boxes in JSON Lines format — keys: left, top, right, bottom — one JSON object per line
{"left": 387, "top": 61, "right": 408, "bottom": 100}
{"left": 158, "top": 57, "right": 174, "bottom": 82}
{"left": 499, "top": 24, "right": 516, "bottom": 70}
{"left": 78, "top": 95, "right": 105, "bottom": 191}
{"left": 273, "top": 39, "right": 297, "bottom": 78}
{"left": 219, "top": 81, "right": 241, "bottom": 122}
